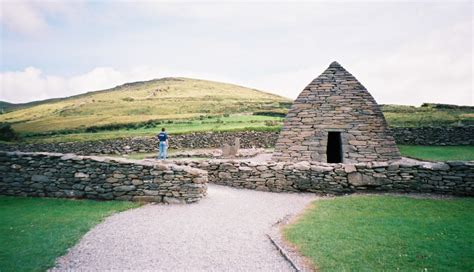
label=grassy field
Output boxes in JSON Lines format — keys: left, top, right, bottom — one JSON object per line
{"left": 284, "top": 195, "right": 474, "bottom": 271}
{"left": 380, "top": 104, "right": 474, "bottom": 127}
{"left": 0, "top": 197, "right": 139, "bottom": 272}
{"left": 398, "top": 145, "right": 474, "bottom": 161}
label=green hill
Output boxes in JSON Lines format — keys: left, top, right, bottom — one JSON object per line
{"left": 0, "top": 101, "right": 16, "bottom": 112}
{"left": 0, "top": 77, "right": 290, "bottom": 134}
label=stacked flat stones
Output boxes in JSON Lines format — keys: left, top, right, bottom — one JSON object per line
{"left": 0, "top": 151, "right": 207, "bottom": 203}
{"left": 0, "top": 131, "right": 279, "bottom": 155}
{"left": 273, "top": 61, "right": 400, "bottom": 163}
{"left": 172, "top": 159, "right": 474, "bottom": 196}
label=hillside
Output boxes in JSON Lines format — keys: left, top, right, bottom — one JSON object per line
{"left": 0, "top": 101, "right": 18, "bottom": 112}
{"left": 0, "top": 77, "right": 290, "bottom": 133}
{"left": 0, "top": 98, "right": 68, "bottom": 112}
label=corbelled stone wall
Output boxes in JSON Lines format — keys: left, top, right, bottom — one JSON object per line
{"left": 273, "top": 62, "right": 400, "bottom": 163}
{"left": 391, "top": 126, "right": 474, "bottom": 145}
{"left": 172, "top": 160, "right": 474, "bottom": 196}
{"left": 0, "top": 151, "right": 207, "bottom": 203}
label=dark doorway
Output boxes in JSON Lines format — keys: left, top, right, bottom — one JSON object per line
{"left": 326, "top": 132, "right": 343, "bottom": 163}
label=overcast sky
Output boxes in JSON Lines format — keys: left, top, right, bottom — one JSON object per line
{"left": 0, "top": 0, "right": 472, "bottom": 105}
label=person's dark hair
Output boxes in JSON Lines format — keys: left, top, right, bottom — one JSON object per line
{"left": 161, "top": 127, "right": 166, "bottom": 132}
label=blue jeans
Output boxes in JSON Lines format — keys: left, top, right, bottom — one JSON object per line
{"left": 158, "top": 142, "right": 167, "bottom": 160}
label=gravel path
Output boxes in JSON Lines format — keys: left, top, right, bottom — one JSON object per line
{"left": 52, "top": 184, "right": 316, "bottom": 271}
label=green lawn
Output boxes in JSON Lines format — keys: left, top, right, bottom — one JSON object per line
{"left": 0, "top": 197, "right": 139, "bottom": 272}
{"left": 284, "top": 196, "right": 474, "bottom": 271}
{"left": 398, "top": 145, "right": 474, "bottom": 161}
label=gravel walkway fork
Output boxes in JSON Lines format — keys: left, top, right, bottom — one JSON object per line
{"left": 52, "top": 184, "right": 316, "bottom": 271}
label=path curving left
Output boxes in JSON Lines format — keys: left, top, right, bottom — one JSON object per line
{"left": 51, "top": 184, "right": 316, "bottom": 271}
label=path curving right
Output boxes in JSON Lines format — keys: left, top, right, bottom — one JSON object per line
{"left": 52, "top": 184, "right": 316, "bottom": 271}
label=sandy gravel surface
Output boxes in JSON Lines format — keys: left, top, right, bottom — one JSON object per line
{"left": 52, "top": 184, "right": 316, "bottom": 271}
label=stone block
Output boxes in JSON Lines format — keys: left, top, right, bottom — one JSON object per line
{"left": 74, "top": 172, "right": 89, "bottom": 178}
{"left": 114, "top": 185, "right": 136, "bottom": 192}
{"left": 132, "top": 179, "right": 144, "bottom": 185}
{"left": 344, "top": 165, "right": 357, "bottom": 173}
{"left": 163, "top": 196, "right": 185, "bottom": 204}
{"left": 420, "top": 162, "right": 450, "bottom": 171}
{"left": 348, "top": 172, "right": 381, "bottom": 186}
{"left": 31, "top": 175, "right": 49, "bottom": 182}
{"left": 310, "top": 165, "right": 333, "bottom": 172}
{"left": 294, "top": 161, "right": 311, "bottom": 171}
{"left": 133, "top": 196, "right": 163, "bottom": 202}
{"left": 72, "top": 184, "right": 85, "bottom": 190}
{"left": 106, "top": 177, "right": 118, "bottom": 183}
{"left": 31, "top": 183, "right": 44, "bottom": 189}
{"left": 215, "top": 172, "right": 230, "bottom": 180}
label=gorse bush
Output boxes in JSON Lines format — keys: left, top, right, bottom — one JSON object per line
{"left": 279, "top": 101, "right": 293, "bottom": 108}
{"left": 0, "top": 123, "right": 18, "bottom": 141}
{"left": 421, "top": 103, "right": 474, "bottom": 110}
{"left": 264, "top": 120, "right": 280, "bottom": 126}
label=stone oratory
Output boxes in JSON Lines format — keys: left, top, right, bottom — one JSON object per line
{"left": 273, "top": 61, "right": 400, "bottom": 163}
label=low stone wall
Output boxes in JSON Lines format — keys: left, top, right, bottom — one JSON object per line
{"left": 0, "top": 152, "right": 207, "bottom": 203}
{"left": 1, "top": 151, "right": 472, "bottom": 199}
{"left": 391, "top": 126, "right": 474, "bottom": 145}
{"left": 0, "top": 131, "right": 279, "bottom": 155}
{"left": 173, "top": 160, "right": 474, "bottom": 196}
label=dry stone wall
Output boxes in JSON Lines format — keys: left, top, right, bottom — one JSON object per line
{"left": 173, "top": 160, "right": 474, "bottom": 196}
{"left": 391, "top": 126, "right": 474, "bottom": 145}
{"left": 0, "top": 131, "right": 278, "bottom": 155}
{"left": 0, "top": 151, "right": 207, "bottom": 203}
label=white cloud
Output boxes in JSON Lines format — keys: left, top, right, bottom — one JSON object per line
{"left": 0, "top": 1, "right": 472, "bottom": 106}
{"left": 1, "top": 67, "right": 64, "bottom": 102}
{"left": 0, "top": 1, "right": 48, "bottom": 35}
{"left": 246, "top": 21, "right": 473, "bottom": 106}
{"left": 0, "top": 0, "right": 83, "bottom": 35}
{"left": 352, "top": 21, "right": 473, "bottom": 106}
{"left": 0, "top": 66, "right": 236, "bottom": 103}
{"left": 0, "top": 67, "right": 144, "bottom": 103}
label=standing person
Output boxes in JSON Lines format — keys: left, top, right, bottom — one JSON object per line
{"left": 157, "top": 128, "right": 168, "bottom": 160}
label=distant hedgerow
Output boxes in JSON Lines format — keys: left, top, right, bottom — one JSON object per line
{"left": 253, "top": 110, "right": 287, "bottom": 117}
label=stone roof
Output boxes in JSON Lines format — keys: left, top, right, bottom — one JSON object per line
{"left": 273, "top": 61, "right": 400, "bottom": 163}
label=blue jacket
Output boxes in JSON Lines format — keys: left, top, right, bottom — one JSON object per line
{"left": 157, "top": 132, "right": 168, "bottom": 142}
